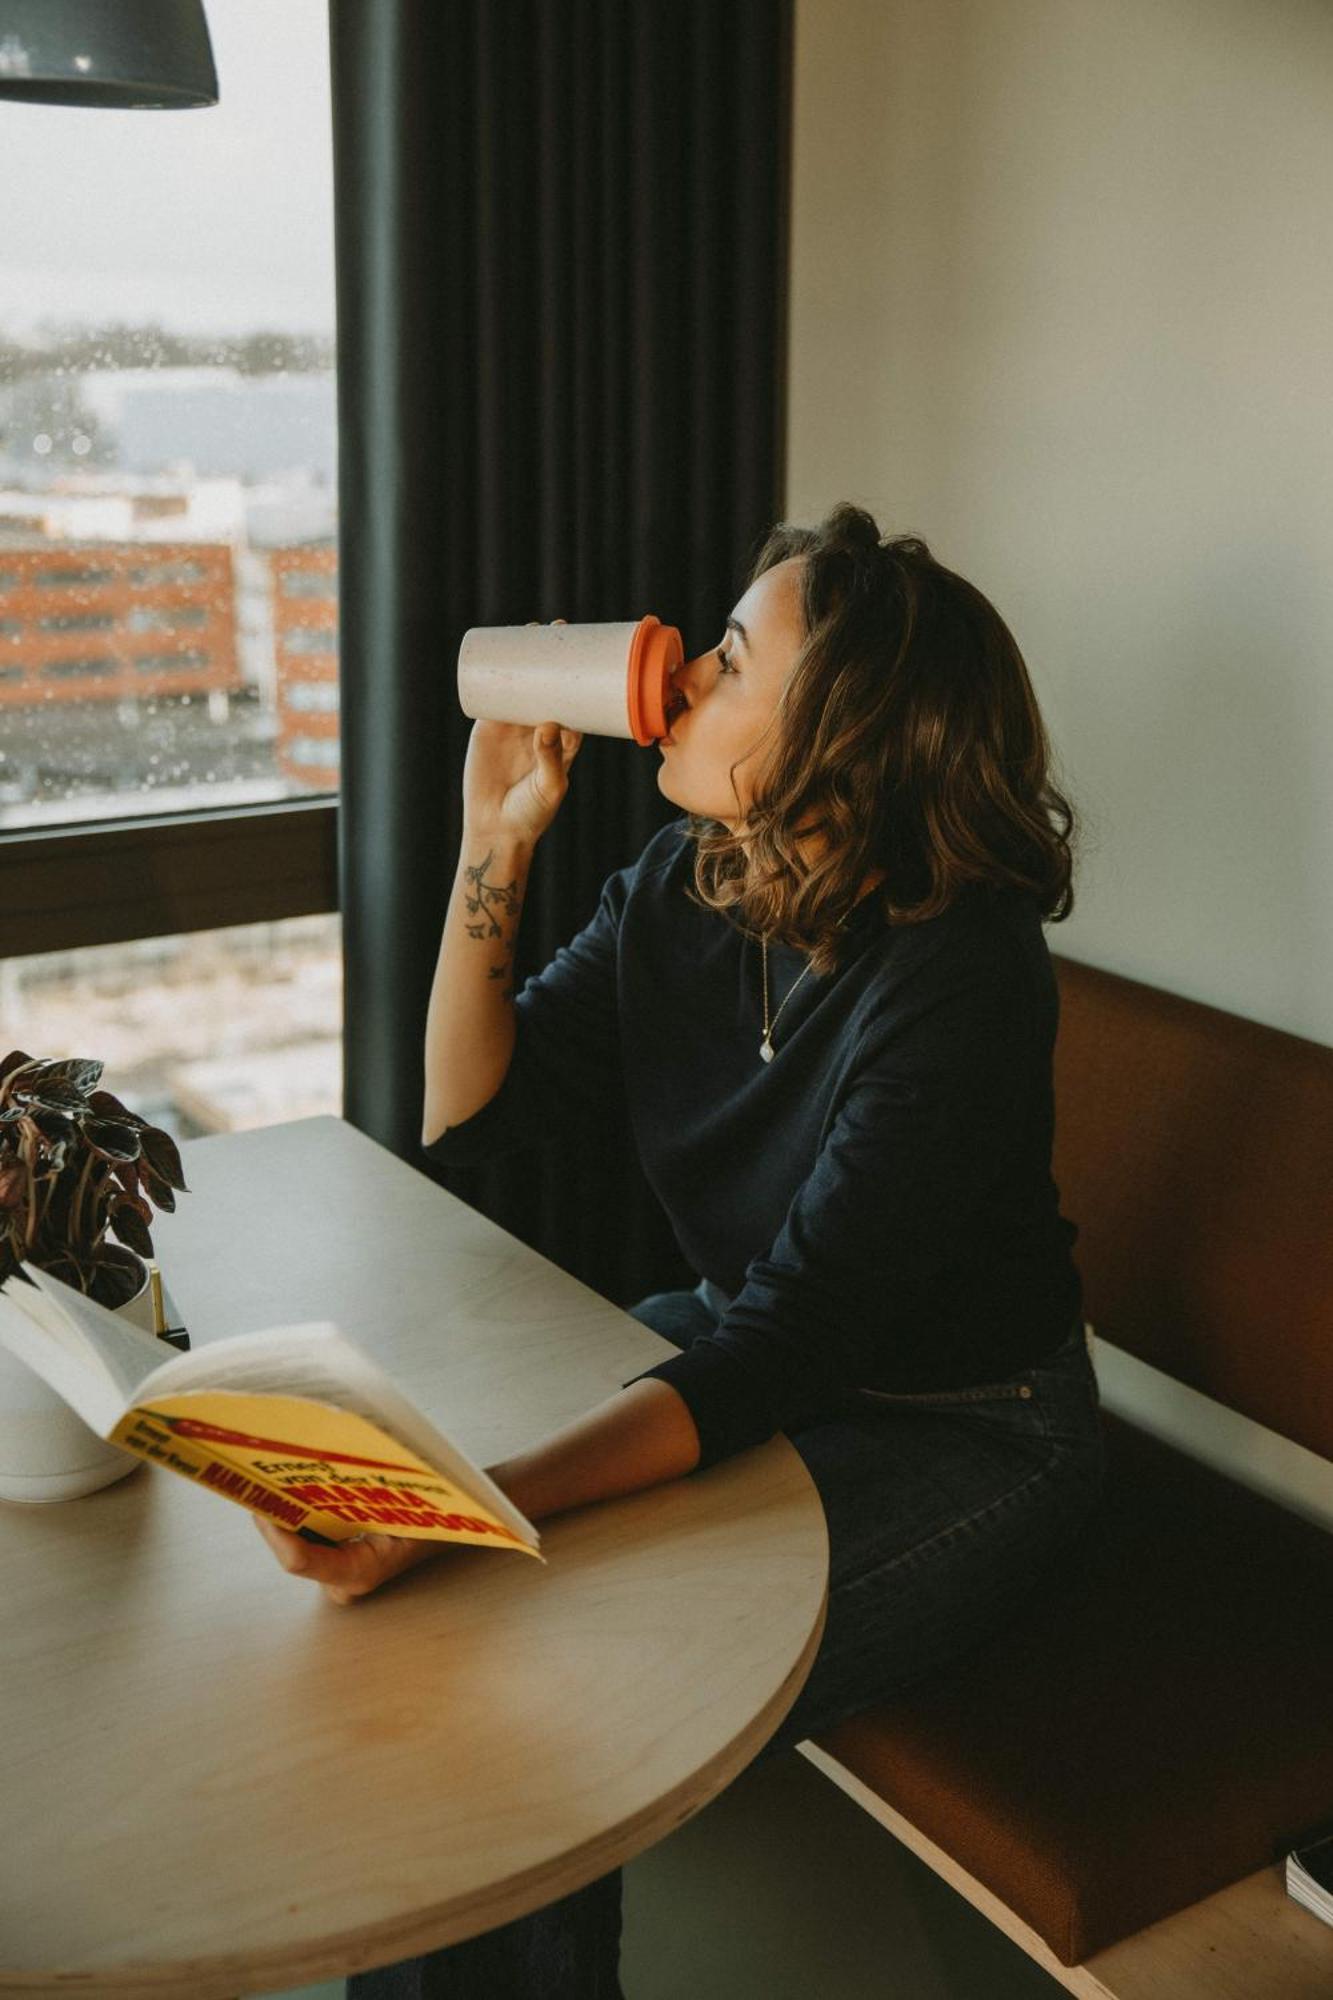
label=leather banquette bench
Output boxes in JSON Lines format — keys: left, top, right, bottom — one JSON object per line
{"left": 798, "top": 954, "right": 1333, "bottom": 1997}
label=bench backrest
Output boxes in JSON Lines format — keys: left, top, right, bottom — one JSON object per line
{"left": 1050, "top": 954, "right": 1333, "bottom": 1462}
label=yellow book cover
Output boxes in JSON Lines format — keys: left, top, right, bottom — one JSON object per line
{"left": 0, "top": 1261, "right": 542, "bottom": 1560}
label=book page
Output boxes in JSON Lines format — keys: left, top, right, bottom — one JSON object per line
{"left": 0, "top": 1299, "right": 124, "bottom": 1435}
{"left": 2, "top": 1265, "right": 169, "bottom": 1431}
{"left": 136, "top": 1321, "right": 536, "bottom": 1547}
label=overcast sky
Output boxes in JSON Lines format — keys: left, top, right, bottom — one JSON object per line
{"left": 0, "top": 0, "right": 334, "bottom": 339}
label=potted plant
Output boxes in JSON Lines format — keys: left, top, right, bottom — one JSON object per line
{"left": 0, "top": 1049, "right": 190, "bottom": 1502}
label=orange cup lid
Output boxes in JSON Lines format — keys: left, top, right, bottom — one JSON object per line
{"left": 626, "top": 615, "right": 684, "bottom": 744}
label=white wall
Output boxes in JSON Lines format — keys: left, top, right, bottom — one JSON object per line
{"left": 786, "top": 0, "right": 1333, "bottom": 1524}
{"left": 787, "top": 0, "right": 1333, "bottom": 1045}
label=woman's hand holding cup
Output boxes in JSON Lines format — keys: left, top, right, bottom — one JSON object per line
{"left": 461, "top": 620, "right": 583, "bottom": 847}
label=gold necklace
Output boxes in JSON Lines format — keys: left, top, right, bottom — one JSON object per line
{"left": 759, "top": 942, "right": 813, "bottom": 1062}
{"left": 759, "top": 881, "right": 880, "bottom": 1063}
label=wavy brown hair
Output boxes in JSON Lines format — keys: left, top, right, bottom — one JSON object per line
{"left": 684, "top": 502, "right": 1078, "bottom": 975}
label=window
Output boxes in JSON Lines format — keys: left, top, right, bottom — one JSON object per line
{"left": 283, "top": 627, "right": 338, "bottom": 655}
{"left": 285, "top": 680, "right": 339, "bottom": 713}
{"left": 39, "top": 612, "right": 118, "bottom": 632}
{"left": 0, "top": 0, "right": 338, "bottom": 837}
{"left": 0, "top": 0, "right": 340, "bottom": 973}
{"left": 287, "top": 735, "right": 341, "bottom": 770}
{"left": 126, "top": 606, "right": 208, "bottom": 632}
{"left": 280, "top": 569, "right": 337, "bottom": 599}
{"left": 0, "top": 914, "right": 342, "bottom": 1143}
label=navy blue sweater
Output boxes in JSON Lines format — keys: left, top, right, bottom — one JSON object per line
{"left": 424, "top": 817, "right": 1083, "bottom": 1473}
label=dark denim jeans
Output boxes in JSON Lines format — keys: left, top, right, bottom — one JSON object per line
{"left": 348, "top": 1281, "right": 1105, "bottom": 1999}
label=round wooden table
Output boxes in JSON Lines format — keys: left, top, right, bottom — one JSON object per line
{"left": 0, "top": 1117, "right": 827, "bottom": 1997}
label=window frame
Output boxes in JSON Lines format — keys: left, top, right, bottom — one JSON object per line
{"left": 0, "top": 798, "right": 338, "bottom": 959}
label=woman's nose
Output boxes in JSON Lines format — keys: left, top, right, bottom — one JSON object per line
{"left": 671, "top": 653, "right": 705, "bottom": 702}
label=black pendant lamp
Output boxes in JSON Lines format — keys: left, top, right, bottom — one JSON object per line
{"left": 0, "top": 0, "right": 218, "bottom": 108}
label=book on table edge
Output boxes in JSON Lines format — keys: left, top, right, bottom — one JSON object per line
{"left": 0, "top": 1260, "right": 541, "bottom": 1561}
{"left": 1285, "top": 1826, "right": 1333, "bottom": 1930}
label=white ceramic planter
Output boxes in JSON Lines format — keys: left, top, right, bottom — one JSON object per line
{"left": 0, "top": 1267, "right": 157, "bottom": 1504}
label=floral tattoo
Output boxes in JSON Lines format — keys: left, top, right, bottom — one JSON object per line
{"left": 463, "top": 850, "right": 521, "bottom": 999}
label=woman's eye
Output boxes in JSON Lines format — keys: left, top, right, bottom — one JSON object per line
{"left": 714, "top": 646, "right": 737, "bottom": 676}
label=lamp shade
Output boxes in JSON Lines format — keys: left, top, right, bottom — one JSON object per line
{"left": 0, "top": 0, "right": 218, "bottom": 108}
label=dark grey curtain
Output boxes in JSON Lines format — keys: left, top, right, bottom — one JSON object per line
{"left": 330, "top": 0, "right": 793, "bottom": 1309}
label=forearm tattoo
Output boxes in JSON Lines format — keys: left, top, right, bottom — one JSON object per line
{"left": 463, "top": 850, "right": 522, "bottom": 1000}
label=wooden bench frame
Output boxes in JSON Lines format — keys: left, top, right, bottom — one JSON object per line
{"left": 792, "top": 1320, "right": 1328, "bottom": 1992}
{"left": 798, "top": 1729, "right": 1328, "bottom": 1999}
{"left": 793, "top": 1337, "right": 1333, "bottom": 1997}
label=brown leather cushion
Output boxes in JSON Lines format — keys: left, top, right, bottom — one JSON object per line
{"left": 1051, "top": 954, "right": 1333, "bottom": 1461}
{"left": 811, "top": 1412, "right": 1333, "bottom": 1964}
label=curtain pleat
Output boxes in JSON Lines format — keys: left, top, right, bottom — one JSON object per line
{"left": 331, "top": 0, "right": 792, "bottom": 1311}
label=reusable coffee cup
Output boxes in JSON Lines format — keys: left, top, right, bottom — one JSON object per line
{"left": 457, "top": 616, "right": 685, "bottom": 745}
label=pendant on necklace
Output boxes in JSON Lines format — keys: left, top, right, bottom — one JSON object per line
{"left": 759, "top": 1038, "right": 775, "bottom": 1063}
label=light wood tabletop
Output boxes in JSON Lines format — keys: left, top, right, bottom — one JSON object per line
{"left": 0, "top": 1115, "right": 828, "bottom": 1998}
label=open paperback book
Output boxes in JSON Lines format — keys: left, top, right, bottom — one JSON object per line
{"left": 0, "top": 1260, "right": 541, "bottom": 1560}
